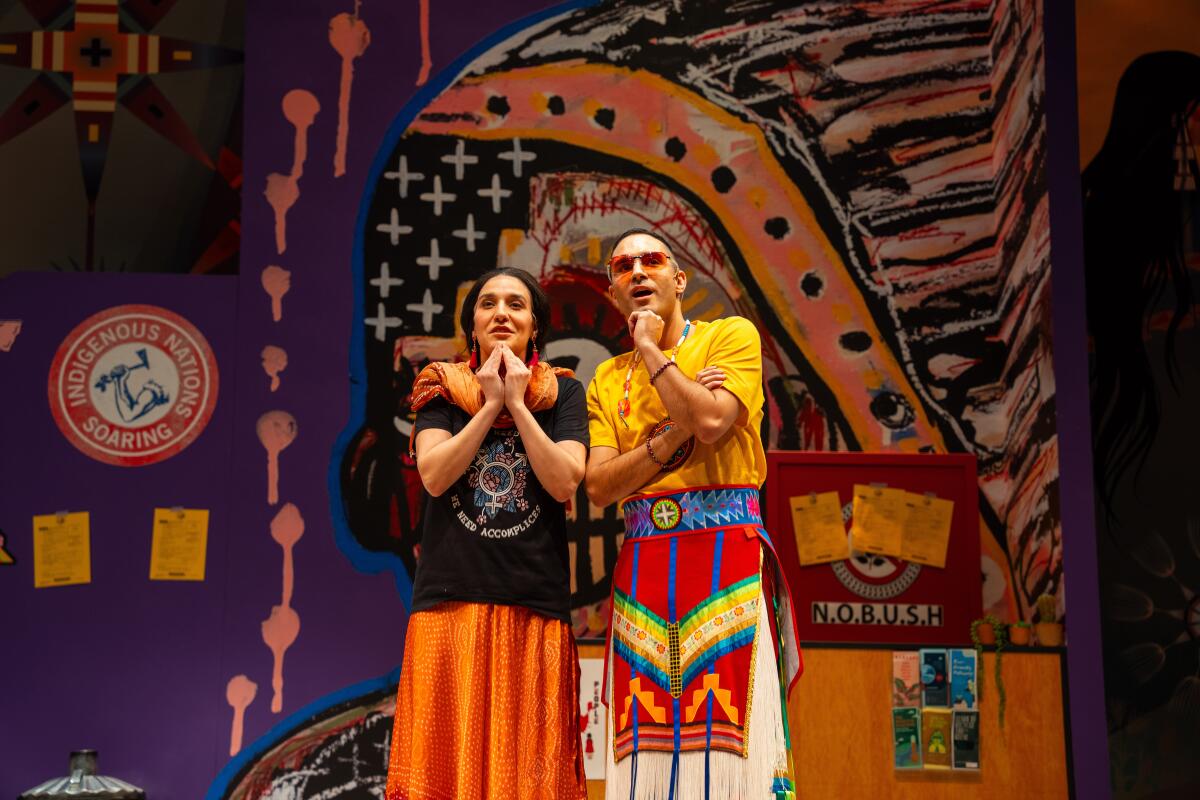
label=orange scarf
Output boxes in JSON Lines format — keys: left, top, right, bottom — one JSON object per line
{"left": 408, "top": 360, "right": 574, "bottom": 454}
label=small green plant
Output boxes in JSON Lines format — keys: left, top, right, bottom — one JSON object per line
{"left": 1036, "top": 593, "right": 1057, "bottom": 623}
{"left": 969, "top": 614, "right": 1008, "bottom": 728}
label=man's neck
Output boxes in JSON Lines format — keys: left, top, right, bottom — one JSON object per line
{"left": 658, "top": 309, "right": 687, "bottom": 350}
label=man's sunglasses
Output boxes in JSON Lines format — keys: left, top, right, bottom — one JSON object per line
{"left": 607, "top": 251, "right": 672, "bottom": 281}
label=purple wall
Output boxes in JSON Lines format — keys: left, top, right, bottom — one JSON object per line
{"left": 0, "top": 2, "right": 560, "bottom": 797}
{"left": 1044, "top": 1, "right": 1112, "bottom": 797}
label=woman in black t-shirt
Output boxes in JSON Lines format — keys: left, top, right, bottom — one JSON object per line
{"left": 385, "top": 268, "right": 588, "bottom": 800}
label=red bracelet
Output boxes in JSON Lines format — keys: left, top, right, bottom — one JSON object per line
{"left": 646, "top": 434, "right": 668, "bottom": 469}
{"left": 650, "top": 360, "right": 677, "bottom": 384}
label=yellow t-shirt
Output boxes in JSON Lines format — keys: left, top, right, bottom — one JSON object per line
{"left": 586, "top": 316, "right": 766, "bottom": 499}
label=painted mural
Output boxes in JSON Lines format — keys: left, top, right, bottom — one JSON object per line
{"left": 0, "top": 0, "right": 243, "bottom": 275}
{"left": 1076, "top": 3, "right": 1200, "bottom": 795}
{"left": 336, "top": 0, "right": 1057, "bottom": 645}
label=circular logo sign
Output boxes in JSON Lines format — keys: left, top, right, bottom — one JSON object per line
{"left": 48, "top": 305, "right": 219, "bottom": 467}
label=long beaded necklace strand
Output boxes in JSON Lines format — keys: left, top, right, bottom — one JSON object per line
{"left": 617, "top": 319, "right": 692, "bottom": 428}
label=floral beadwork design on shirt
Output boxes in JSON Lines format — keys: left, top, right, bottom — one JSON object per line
{"left": 467, "top": 432, "right": 530, "bottom": 523}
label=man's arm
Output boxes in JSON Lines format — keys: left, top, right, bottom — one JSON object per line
{"left": 641, "top": 345, "right": 743, "bottom": 445}
{"left": 584, "top": 422, "right": 694, "bottom": 508}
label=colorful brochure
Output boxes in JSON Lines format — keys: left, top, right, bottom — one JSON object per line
{"left": 949, "top": 648, "right": 978, "bottom": 710}
{"left": 893, "top": 707, "right": 923, "bottom": 769}
{"left": 919, "top": 648, "right": 949, "bottom": 707}
{"left": 952, "top": 710, "right": 981, "bottom": 769}
{"left": 892, "top": 650, "right": 922, "bottom": 707}
{"left": 921, "top": 708, "right": 953, "bottom": 770}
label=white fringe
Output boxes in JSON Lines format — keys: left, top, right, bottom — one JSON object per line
{"left": 606, "top": 598, "right": 789, "bottom": 799}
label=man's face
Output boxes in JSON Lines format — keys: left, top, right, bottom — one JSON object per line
{"left": 606, "top": 233, "right": 686, "bottom": 318}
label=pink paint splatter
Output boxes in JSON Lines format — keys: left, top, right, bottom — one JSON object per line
{"left": 264, "top": 90, "right": 320, "bottom": 253}
{"left": 260, "top": 265, "right": 292, "bottom": 322}
{"left": 0, "top": 320, "right": 21, "bottom": 352}
{"left": 261, "top": 345, "right": 288, "bottom": 391}
{"left": 329, "top": 5, "right": 371, "bottom": 177}
{"left": 417, "top": 0, "right": 431, "bottom": 85}
{"left": 270, "top": 503, "right": 305, "bottom": 608}
{"left": 261, "top": 604, "right": 301, "bottom": 713}
{"left": 225, "top": 675, "right": 258, "bottom": 755}
{"left": 256, "top": 410, "right": 298, "bottom": 506}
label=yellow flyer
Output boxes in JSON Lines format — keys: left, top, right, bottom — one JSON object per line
{"left": 849, "top": 484, "right": 905, "bottom": 557}
{"left": 32, "top": 511, "right": 91, "bottom": 588}
{"left": 900, "top": 493, "right": 954, "bottom": 568}
{"left": 790, "top": 492, "right": 849, "bottom": 565}
{"left": 150, "top": 508, "right": 209, "bottom": 581}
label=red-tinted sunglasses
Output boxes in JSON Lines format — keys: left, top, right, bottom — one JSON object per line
{"left": 607, "top": 251, "right": 672, "bottom": 281}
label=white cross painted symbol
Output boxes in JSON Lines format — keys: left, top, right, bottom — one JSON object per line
{"left": 370, "top": 262, "right": 404, "bottom": 298}
{"left": 383, "top": 155, "right": 424, "bottom": 198}
{"left": 375, "top": 208, "right": 413, "bottom": 245}
{"left": 406, "top": 289, "right": 444, "bottom": 332}
{"left": 498, "top": 138, "right": 537, "bottom": 178}
{"left": 452, "top": 213, "right": 487, "bottom": 253}
{"left": 652, "top": 502, "right": 678, "bottom": 529}
{"left": 416, "top": 238, "right": 453, "bottom": 280}
{"left": 440, "top": 139, "right": 479, "bottom": 181}
{"left": 477, "top": 173, "right": 511, "bottom": 213}
{"left": 364, "top": 302, "right": 402, "bottom": 341}
{"left": 419, "top": 175, "right": 457, "bottom": 216}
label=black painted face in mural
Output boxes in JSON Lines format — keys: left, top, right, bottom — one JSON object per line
{"left": 607, "top": 233, "right": 687, "bottom": 326}
{"left": 472, "top": 275, "right": 535, "bottom": 363}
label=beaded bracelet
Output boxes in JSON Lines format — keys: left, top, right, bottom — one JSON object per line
{"left": 646, "top": 433, "right": 668, "bottom": 469}
{"left": 650, "top": 360, "right": 678, "bottom": 384}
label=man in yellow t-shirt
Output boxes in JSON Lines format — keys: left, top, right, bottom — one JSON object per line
{"left": 585, "top": 228, "right": 801, "bottom": 799}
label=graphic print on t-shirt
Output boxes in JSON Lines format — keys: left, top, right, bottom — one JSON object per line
{"left": 445, "top": 429, "right": 540, "bottom": 536}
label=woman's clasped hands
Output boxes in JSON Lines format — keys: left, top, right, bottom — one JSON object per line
{"left": 477, "top": 343, "right": 532, "bottom": 412}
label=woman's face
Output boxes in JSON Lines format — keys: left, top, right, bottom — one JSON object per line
{"left": 472, "top": 275, "right": 535, "bottom": 363}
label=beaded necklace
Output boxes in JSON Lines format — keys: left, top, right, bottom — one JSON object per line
{"left": 617, "top": 319, "right": 692, "bottom": 428}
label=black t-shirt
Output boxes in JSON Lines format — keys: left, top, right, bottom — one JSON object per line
{"left": 410, "top": 375, "right": 588, "bottom": 622}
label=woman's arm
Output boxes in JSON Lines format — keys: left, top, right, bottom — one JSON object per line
{"left": 414, "top": 348, "right": 504, "bottom": 496}
{"left": 501, "top": 346, "right": 586, "bottom": 502}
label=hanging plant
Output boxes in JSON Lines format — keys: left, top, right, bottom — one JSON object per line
{"left": 969, "top": 614, "right": 1008, "bottom": 728}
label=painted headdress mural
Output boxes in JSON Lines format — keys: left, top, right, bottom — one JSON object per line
{"left": 336, "top": 0, "right": 1054, "bottom": 630}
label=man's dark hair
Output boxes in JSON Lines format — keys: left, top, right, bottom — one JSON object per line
{"left": 459, "top": 267, "right": 549, "bottom": 361}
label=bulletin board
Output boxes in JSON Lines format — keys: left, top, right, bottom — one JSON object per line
{"left": 764, "top": 452, "right": 981, "bottom": 645}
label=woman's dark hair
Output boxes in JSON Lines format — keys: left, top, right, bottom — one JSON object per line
{"left": 459, "top": 267, "right": 550, "bottom": 361}
{"left": 1083, "top": 50, "right": 1200, "bottom": 519}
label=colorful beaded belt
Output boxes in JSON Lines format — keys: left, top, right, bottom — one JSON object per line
{"left": 621, "top": 485, "right": 763, "bottom": 540}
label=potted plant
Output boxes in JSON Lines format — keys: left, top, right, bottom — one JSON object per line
{"left": 1009, "top": 620, "right": 1032, "bottom": 645}
{"left": 1035, "top": 593, "right": 1064, "bottom": 646}
{"left": 970, "top": 614, "right": 1008, "bottom": 728}
{"left": 971, "top": 615, "right": 997, "bottom": 645}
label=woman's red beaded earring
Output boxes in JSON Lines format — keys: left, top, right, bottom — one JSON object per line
{"left": 469, "top": 334, "right": 479, "bottom": 369}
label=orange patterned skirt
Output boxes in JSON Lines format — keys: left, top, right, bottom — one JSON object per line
{"left": 385, "top": 601, "right": 587, "bottom": 800}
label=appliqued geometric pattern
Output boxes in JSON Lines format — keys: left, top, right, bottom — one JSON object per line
{"left": 677, "top": 574, "right": 760, "bottom": 688}
{"left": 612, "top": 574, "right": 760, "bottom": 701}
{"left": 612, "top": 589, "right": 671, "bottom": 689}
{"left": 624, "top": 487, "right": 762, "bottom": 539}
